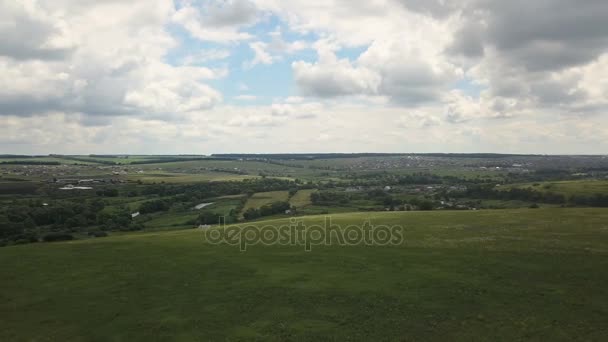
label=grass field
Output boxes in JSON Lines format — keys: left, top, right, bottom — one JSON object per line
{"left": 191, "top": 198, "right": 245, "bottom": 222}
{"left": 1, "top": 208, "right": 608, "bottom": 340}
{"left": 127, "top": 171, "right": 258, "bottom": 183}
{"left": 289, "top": 189, "right": 315, "bottom": 208}
{"left": 66, "top": 155, "right": 165, "bottom": 164}
{"left": 241, "top": 191, "right": 290, "bottom": 217}
{"left": 141, "top": 211, "right": 200, "bottom": 229}
{"left": 510, "top": 179, "right": 608, "bottom": 196}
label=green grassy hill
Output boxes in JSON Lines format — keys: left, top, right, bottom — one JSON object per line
{"left": 1, "top": 208, "right": 608, "bottom": 340}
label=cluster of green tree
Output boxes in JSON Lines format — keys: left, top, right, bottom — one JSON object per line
{"left": 454, "top": 185, "right": 567, "bottom": 204}
{"left": 0, "top": 199, "right": 141, "bottom": 246}
{"left": 312, "top": 189, "right": 436, "bottom": 212}
{"left": 0, "top": 182, "right": 41, "bottom": 195}
{"left": 570, "top": 194, "right": 608, "bottom": 207}
{"left": 451, "top": 185, "right": 608, "bottom": 207}
{"left": 311, "top": 191, "right": 351, "bottom": 205}
{"left": 139, "top": 199, "right": 171, "bottom": 214}
{"left": 408, "top": 198, "right": 435, "bottom": 210}
{"left": 339, "top": 172, "right": 489, "bottom": 187}
{"left": 208, "top": 168, "right": 248, "bottom": 175}
{"left": 365, "top": 190, "right": 435, "bottom": 210}
{"left": 96, "top": 188, "right": 119, "bottom": 197}
{"left": 243, "top": 201, "right": 291, "bottom": 220}
{"left": 194, "top": 209, "right": 238, "bottom": 225}
{"left": 97, "top": 210, "right": 142, "bottom": 231}
{"left": 141, "top": 178, "right": 296, "bottom": 200}
{"left": 195, "top": 211, "right": 225, "bottom": 225}
{"left": 396, "top": 173, "right": 449, "bottom": 185}
{"left": 504, "top": 169, "right": 577, "bottom": 183}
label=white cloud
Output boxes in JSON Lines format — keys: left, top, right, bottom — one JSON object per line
{"left": 0, "top": 0, "right": 75, "bottom": 60}
{"left": 246, "top": 41, "right": 274, "bottom": 67}
{"left": 277, "top": 1, "right": 461, "bottom": 104}
{"left": 172, "top": 0, "right": 258, "bottom": 43}
{"left": 397, "top": 111, "right": 441, "bottom": 128}
{"left": 293, "top": 58, "right": 381, "bottom": 97}
{"left": 2, "top": 0, "right": 608, "bottom": 154}
{"left": 0, "top": 0, "right": 224, "bottom": 119}
{"left": 245, "top": 27, "right": 310, "bottom": 68}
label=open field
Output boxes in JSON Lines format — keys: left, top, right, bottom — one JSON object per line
{"left": 200, "top": 198, "right": 243, "bottom": 215}
{"left": 289, "top": 189, "right": 316, "bottom": 208}
{"left": 127, "top": 171, "right": 258, "bottom": 183}
{"left": 61, "top": 155, "right": 172, "bottom": 164}
{"left": 2, "top": 154, "right": 608, "bottom": 340}
{"left": 241, "top": 191, "right": 290, "bottom": 216}
{"left": 1, "top": 208, "right": 607, "bottom": 340}
{"left": 509, "top": 180, "right": 608, "bottom": 197}
{"left": 140, "top": 211, "right": 200, "bottom": 229}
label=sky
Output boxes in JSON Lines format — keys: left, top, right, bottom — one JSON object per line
{"left": 1, "top": 0, "right": 607, "bottom": 155}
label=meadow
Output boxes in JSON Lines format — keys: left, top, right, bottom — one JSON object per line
{"left": 127, "top": 171, "right": 258, "bottom": 183}
{"left": 1, "top": 208, "right": 607, "bottom": 340}
{"left": 241, "top": 191, "right": 290, "bottom": 217}
{"left": 509, "top": 179, "right": 608, "bottom": 196}
{"left": 289, "top": 189, "right": 316, "bottom": 208}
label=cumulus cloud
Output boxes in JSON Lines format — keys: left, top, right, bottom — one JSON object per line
{"left": 0, "top": 0, "right": 224, "bottom": 119}
{"left": 172, "top": 0, "right": 258, "bottom": 43}
{"left": 450, "top": 0, "right": 608, "bottom": 71}
{"left": 292, "top": 37, "right": 460, "bottom": 104}
{"left": 293, "top": 58, "right": 381, "bottom": 98}
{"left": 278, "top": 1, "right": 461, "bottom": 104}
{"left": 2, "top": 0, "right": 608, "bottom": 154}
{"left": 397, "top": 111, "right": 441, "bottom": 128}
{"left": 246, "top": 41, "right": 275, "bottom": 67}
{"left": 0, "top": 0, "right": 74, "bottom": 60}
{"left": 227, "top": 114, "right": 286, "bottom": 127}
{"left": 245, "top": 27, "right": 309, "bottom": 68}
{"left": 447, "top": 0, "right": 608, "bottom": 119}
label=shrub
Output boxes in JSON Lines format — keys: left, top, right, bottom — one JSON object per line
{"left": 43, "top": 233, "right": 74, "bottom": 242}
{"left": 88, "top": 231, "right": 108, "bottom": 238}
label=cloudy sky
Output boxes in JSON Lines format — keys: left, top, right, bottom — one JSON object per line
{"left": 1, "top": 0, "right": 607, "bottom": 155}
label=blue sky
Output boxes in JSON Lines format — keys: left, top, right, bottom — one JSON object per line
{"left": 165, "top": 11, "right": 321, "bottom": 105}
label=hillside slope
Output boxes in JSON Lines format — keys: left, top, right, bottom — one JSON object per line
{"left": 1, "top": 208, "right": 608, "bottom": 341}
